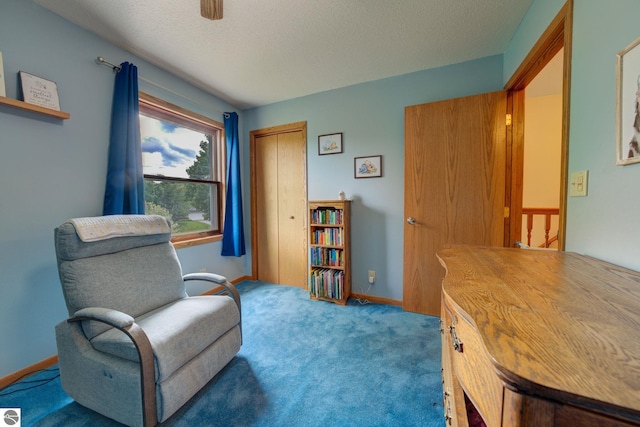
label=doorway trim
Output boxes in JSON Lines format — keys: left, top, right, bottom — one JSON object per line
{"left": 504, "top": 0, "right": 573, "bottom": 251}
{"left": 249, "top": 121, "right": 308, "bottom": 280}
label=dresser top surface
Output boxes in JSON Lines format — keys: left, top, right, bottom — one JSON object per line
{"left": 438, "top": 245, "right": 640, "bottom": 419}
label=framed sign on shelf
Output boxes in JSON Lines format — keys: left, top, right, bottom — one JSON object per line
{"left": 19, "top": 71, "right": 61, "bottom": 111}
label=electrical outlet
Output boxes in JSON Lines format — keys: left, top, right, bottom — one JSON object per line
{"left": 368, "top": 270, "right": 376, "bottom": 284}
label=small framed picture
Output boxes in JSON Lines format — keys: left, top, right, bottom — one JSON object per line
{"left": 616, "top": 36, "right": 640, "bottom": 166}
{"left": 318, "top": 132, "right": 343, "bottom": 155}
{"left": 19, "top": 71, "right": 61, "bottom": 111}
{"left": 354, "top": 155, "right": 382, "bottom": 178}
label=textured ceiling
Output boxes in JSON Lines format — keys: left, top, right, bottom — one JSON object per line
{"left": 34, "top": 0, "right": 533, "bottom": 110}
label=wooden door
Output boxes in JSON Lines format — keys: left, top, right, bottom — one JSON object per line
{"left": 277, "top": 131, "right": 308, "bottom": 287}
{"left": 251, "top": 122, "right": 308, "bottom": 288}
{"left": 403, "top": 91, "right": 508, "bottom": 315}
{"left": 255, "top": 134, "right": 280, "bottom": 284}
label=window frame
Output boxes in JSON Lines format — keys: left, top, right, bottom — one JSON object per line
{"left": 138, "top": 92, "right": 226, "bottom": 248}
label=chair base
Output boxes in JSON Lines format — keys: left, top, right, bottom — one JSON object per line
{"left": 56, "top": 322, "right": 241, "bottom": 426}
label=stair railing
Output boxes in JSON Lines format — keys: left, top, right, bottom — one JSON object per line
{"left": 522, "top": 207, "right": 559, "bottom": 248}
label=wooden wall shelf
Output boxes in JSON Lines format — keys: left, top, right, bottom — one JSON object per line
{"left": 0, "top": 96, "right": 70, "bottom": 119}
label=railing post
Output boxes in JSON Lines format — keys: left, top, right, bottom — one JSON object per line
{"left": 522, "top": 207, "right": 560, "bottom": 249}
{"left": 544, "top": 214, "right": 552, "bottom": 248}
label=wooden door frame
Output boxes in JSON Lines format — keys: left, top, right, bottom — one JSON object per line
{"left": 504, "top": 0, "right": 573, "bottom": 251}
{"left": 249, "top": 121, "right": 308, "bottom": 280}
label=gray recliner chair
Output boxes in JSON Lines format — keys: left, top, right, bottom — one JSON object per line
{"left": 54, "top": 214, "right": 242, "bottom": 426}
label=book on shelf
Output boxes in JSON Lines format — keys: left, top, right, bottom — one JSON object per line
{"left": 308, "top": 200, "right": 350, "bottom": 304}
{"left": 310, "top": 247, "right": 344, "bottom": 267}
{"left": 311, "top": 208, "right": 343, "bottom": 225}
{"left": 311, "top": 228, "right": 343, "bottom": 246}
{"left": 309, "top": 268, "right": 344, "bottom": 300}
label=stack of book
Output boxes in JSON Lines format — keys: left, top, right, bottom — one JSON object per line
{"left": 311, "top": 208, "right": 343, "bottom": 225}
{"left": 310, "top": 247, "right": 344, "bottom": 267}
{"left": 311, "top": 228, "right": 343, "bottom": 246}
{"left": 309, "top": 268, "right": 344, "bottom": 300}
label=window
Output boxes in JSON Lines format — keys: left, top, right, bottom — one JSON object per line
{"left": 139, "top": 92, "right": 224, "bottom": 245}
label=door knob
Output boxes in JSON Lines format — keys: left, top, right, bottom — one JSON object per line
{"left": 290, "top": 216, "right": 295, "bottom": 219}
{"left": 407, "top": 217, "right": 417, "bottom": 225}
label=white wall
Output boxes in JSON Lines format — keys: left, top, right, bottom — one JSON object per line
{"left": 523, "top": 94, "right": 562, "bottom": 208}
{"left": 522, "top": 93, "right": 562, "bottom": 247}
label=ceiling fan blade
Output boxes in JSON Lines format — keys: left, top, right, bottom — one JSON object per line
{"left": 201, "top": 0, "right": 223, "bottom": 20}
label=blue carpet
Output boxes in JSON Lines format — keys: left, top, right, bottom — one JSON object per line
{"left": 0, "top": 281, "right": 444, "bottom": 426}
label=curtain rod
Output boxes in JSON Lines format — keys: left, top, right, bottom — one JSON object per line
{"left": 96, "top": 56, "right": 231, "bottom": 119}
{"left": 96, "top": 56, "right": 121, "bottom": 72}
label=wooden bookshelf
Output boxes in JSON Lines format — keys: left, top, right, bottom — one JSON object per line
{"left": 308, "top": 200, "right": 351, "bottom": 305}
{"left": 0, "top": 96, "right": 70, "bottom": 119}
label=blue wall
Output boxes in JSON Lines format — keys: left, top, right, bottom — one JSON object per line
{"left": 505, "top": 0, "right": 640, "bottom": 270}
{"left": 0, "top": 0, "right": 504, "bottom": 376}
{"left": 244, "top": 56, "right": 504, "bottom": 302}
{"left": 5, "top": 0, "right": 640, "bottom": 379}
{"left": 0, "top": 0, "right": 246, "bottom": 377}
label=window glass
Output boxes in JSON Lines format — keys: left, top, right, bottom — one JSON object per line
{"left": 140, "top": 115, "right": 211, "bottom": 178}
{"left": 139, "top": 94, "right": 223, "bottom": 240}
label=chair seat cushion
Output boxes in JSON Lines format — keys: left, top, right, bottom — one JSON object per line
{"left": 90, "top": 295, "right": 240, "bottom": 382}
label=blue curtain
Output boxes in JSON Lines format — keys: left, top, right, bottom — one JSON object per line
{"left": 221, "top": 112, "right": 246, "bottom": 256}
{"left": 103, "top": 62, "right": 145, "bottom": 215}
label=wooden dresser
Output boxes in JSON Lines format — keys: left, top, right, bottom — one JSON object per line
{"left": 438, "top": 246, "right": 640, "bottom": 427}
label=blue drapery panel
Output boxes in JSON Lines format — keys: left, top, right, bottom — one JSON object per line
{"left": 221, "top": 112, "right": 246, "bottom": 256}
{"left": 103, "top": 62, "right": 145, "bottom": 215}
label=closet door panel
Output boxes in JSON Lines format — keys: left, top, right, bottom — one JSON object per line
{"left": 277, "top": 131, "right": 308, "bottom": 288}
{"left": 255, "top": 134, "right": 280, "bottom": 284}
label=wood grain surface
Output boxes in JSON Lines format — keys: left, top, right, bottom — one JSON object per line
{"left": 403, "top": 91, "right": 506, "bottom": 316}
{"left": 438, "top": 245, "right": 640, "bottom": 423}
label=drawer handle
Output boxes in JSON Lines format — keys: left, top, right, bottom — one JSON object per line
{"left": 443, "top": 389, "right": 452, "bottom": 424}
{"left": 449, "top": 325, "right": 463, "bottom": 353}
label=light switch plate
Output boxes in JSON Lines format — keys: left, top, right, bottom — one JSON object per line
{"left": 570, "top": 170, "right": 588, "bottom": 197}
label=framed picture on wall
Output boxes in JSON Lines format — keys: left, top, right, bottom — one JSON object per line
{"left": 354, "top": 155, "right": 382, "bottom": 178}
{"left": 318, "top": 132, "right": 343, "bottom": 155}
{"left": 616, "top": 36, "right": 640, "bottom": 166}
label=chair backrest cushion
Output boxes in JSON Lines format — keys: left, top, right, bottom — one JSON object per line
{"left": 55, "top": 215, "right": 187, "bottom": 338}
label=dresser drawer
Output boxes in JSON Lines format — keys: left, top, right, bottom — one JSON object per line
{"left": 441, "top": 299, "right": 469, "bottom": 427}
{"left": 444, "top": 297, "right": 503, "bottom": 427}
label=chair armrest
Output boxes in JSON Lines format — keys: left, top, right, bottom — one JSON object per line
{"left": 183, "top": 272, "right": 227, "bottom": 283}
{"left": 183, "top": 272, "right": 241, "bottom": 310}
{"left": 68, "top": 308, "right": 157, "bottom": 427}
{"left": 183, "top": 273, "right": 242, "bottom": 343}
{"left": 72, "top": 307, "right": 134, "bottom": 329}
